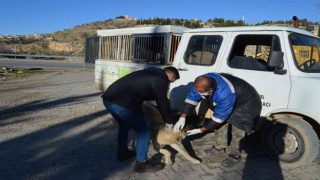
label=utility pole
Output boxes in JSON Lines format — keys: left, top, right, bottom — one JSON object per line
{"left": 15, "top": 45, "right": 17, "bottom": 59}
{"left": 14, "top": 33, "right": 17, "bottom": 59}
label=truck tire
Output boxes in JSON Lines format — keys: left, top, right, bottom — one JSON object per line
{"left": 261, "top": 117, "right": 319, "bottom": 168}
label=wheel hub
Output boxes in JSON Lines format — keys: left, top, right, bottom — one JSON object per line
{"left": 282, "top": 132, "right": 299, "bottom": 154}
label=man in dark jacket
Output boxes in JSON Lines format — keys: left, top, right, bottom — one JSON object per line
{"left": 173, "top": 73, "right": 261, "bottom": 167}
{"left": 102, "top": 67, "right": 179, "bottom": 173}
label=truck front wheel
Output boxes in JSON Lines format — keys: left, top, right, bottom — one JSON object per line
{"left": 261, "top": 117, "right": 319, "bottom": 168}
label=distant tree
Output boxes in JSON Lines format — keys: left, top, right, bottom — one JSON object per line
{"left": 115, "top": 16, "right": 125, "bottom": 19}
{"left": 176, "top": 19, "right": 182, "bottom": 25}
{"left": 300, "top": 18, "right": 308, "bottom": 26}
{"left": 214, "top": 18, "right": 225, "bottom": 24}
{"left": 184, "top": 21, "right": 192, "bottom": 28}
{"left": 192, "top": 20, "right": 201, "bottom": 28}
{"left": 236, "top": 20, "right": 245, "bottom": 26}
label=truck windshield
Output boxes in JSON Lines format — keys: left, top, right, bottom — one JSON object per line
{"left": 289, "top": 33, "right": 320, "bottom": 72}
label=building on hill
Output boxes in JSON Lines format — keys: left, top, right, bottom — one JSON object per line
{"left": 115, "top": 15, "right": 134, "bottom": 20}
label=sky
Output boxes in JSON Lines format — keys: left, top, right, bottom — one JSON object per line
{"left": 1, "top": 0, "right": 319, "bottom": 35}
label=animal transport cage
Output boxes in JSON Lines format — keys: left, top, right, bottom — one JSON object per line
{"left": 94, "top": 25, "right": 190, "bottom": 91}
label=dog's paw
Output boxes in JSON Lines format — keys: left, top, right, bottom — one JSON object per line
{"left": 165, "top": 159, "right": 173, "bottom": 166}
{"left": 191, "top": 159, "right": 201, "bottom": 164}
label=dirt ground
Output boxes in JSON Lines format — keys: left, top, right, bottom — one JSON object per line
{"left": 1, "top": 70, "right": 320, "bottom": 180}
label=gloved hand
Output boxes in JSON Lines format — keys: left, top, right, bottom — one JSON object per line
{"left": 187, "top": 128, "right": 202, "bottom": 136}
{"left": 173, "top": 117, "right": 186, "bottom": 132}
{"left": 164, "top": 123, "right": 173, "bottom": 132}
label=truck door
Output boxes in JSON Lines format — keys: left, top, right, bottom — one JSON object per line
{"left": 218, "top": 32, "right": 291, "bottom": 116}
{"left": 170, "top": 32, "right": 228, "bottom": 111}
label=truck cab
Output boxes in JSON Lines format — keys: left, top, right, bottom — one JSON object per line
{"left": 169, "top": 26, "right": 320, "bottom": 168}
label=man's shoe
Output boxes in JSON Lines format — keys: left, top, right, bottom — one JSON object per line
{"left": 221, "top": 155, "right": 240, "bottom": 167}
{"left": 117, "top": 150, "right": 136, "bottom": 161}
{"left": 134, "top": 160, "right": 163, "bottom": 173}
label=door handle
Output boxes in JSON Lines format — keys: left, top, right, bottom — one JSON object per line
{"left": 223, "top": 72, "right": 233, "bottom": 76}
{"left": 178, "top": 68, "right": 188, "bottom": 71}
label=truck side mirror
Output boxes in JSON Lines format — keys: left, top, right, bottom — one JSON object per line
{"left": 267, "top": 51, "right": 287, "bottom": 75}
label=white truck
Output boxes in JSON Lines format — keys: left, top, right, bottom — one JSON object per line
{"left": 93, "top": 25, "right": 320, "bottom": 168}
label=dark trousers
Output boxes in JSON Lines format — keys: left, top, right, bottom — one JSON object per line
{"left": 198, "top": 100, "right": 245, "bottom": 158}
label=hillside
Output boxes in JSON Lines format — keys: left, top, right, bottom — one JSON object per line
{"left": 0, "top": 18, "right": 139, "bottom": 57}
{"left": 0, "top": 17, "right": 314, "bottom": 57}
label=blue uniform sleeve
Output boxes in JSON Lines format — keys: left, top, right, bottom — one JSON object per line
{"left": 211, "top": 93, "right": 235, "bottom": 122}
{"left": 182, "top": 87, "right": 202, "bottom": 115}
{"left": 185, "top": 87, "right": 202, "bottom": 106}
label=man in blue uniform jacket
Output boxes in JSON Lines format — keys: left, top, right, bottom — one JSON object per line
{"left": 173, "top": 73, "right": 261, "bottom": 167}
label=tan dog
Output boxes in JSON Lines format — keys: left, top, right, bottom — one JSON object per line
{"left": 143, "top": 102, "right": 201, "bottom": 166}
{"left": 156, "top": 128, "right": 201, "bottom": 165}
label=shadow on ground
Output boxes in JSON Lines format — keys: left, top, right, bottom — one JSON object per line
{"left": 0, "top": 79, "right": 134, "bottom": 179}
